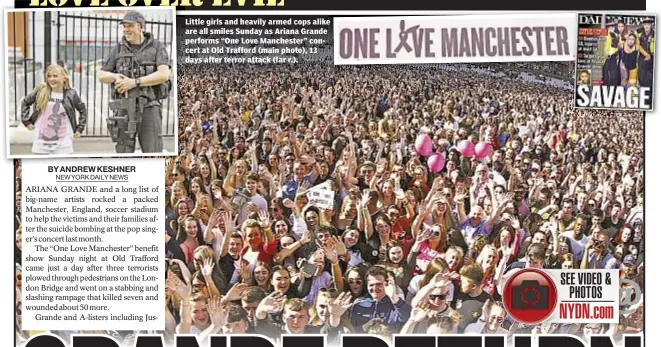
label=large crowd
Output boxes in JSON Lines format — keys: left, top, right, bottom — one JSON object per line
{"left": 164, "top": 59, "right": 642, "bottom": 345}
{"left": 15, "top": 47, "right": 644, "bottom": 347}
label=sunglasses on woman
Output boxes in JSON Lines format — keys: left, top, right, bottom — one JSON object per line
{"left": 429, "top": 294, "right": 446, "bottom": 301}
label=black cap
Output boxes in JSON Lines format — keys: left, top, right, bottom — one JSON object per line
{"left": 120, "top": 11, "right": 146, "bottom": 25}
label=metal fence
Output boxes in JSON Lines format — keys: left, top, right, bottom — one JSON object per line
{"left": 7, "top": 12, "right": 42, "bottom": 129}
{"left": 7, "top": 11, "right": 176, "bottom": 138}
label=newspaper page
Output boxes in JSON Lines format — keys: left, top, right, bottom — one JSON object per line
{"left": 20, "top": 158, "right": 165, "bottom": 331}
{"left": 574, "top": 13, "right": 656, "bottom": 110}
{"left": 7, "top": 3, "right": 648, "bottom": 347}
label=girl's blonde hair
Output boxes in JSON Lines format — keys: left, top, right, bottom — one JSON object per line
{"left": 428, "top": 310, "right": 460, "bottom": 333}
{"left": 169, "top": 181, "right": 189, "bottom": 207}
{"left": 420, "top": 258, "right": 450, "bottom": 287}
{"left": 436, "top": 198, "right": 457, "bottom": 230}
{"left": 193, "top": 245, "right": 215, "bottom": 262}
{"left": 445, "top": 245, "right": 465, "bottom": 270}
{"left": 476, "top": 244, "right": 500, "bottom": 273}
{"left": 36, "top": 63, "right": 70, "bottom": 113}
{"left": 192, "top": 195, "right": 213, "bottom": 219}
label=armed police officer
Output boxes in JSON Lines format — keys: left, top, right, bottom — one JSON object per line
{"left": 636, "top": 17, "right": 655, "bottom": 91}
{"left": 98, "top": 11, "right": 171, "bottom": 153}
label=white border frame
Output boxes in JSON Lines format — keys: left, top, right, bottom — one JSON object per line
{"left": 1, "top": 7, "right": 654, "bottom": 347}
{"left": 572, "top": 12, "right": 657, "bottom": 112}
{"left": 3, "top": 5, "right": 179, "bottom": 159}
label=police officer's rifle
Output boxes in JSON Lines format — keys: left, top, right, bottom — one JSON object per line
{"left": 108, "top": 52, "right": 157, "bottom": 143}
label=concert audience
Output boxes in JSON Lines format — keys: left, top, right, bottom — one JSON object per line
{"left": 14, "top": 53, "right": 644, "bottom": 347}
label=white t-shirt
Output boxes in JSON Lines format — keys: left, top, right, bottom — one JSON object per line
{"left": 207, "top": 227, "right": 224, "bottom": 262}
{"left": 242, "top": 250, "right": 259, "bottom": 270}
{"left": 32, "top": 91, "right": 74, "bottom": 155}
{"left": 238, "top": 193, "right": 268, "bottom": 225}
{"left": 175, "top": 322, "right": 203, "bottom": 334}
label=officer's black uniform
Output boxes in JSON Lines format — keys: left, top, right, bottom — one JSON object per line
{"left": 637, "top": 18, "right": 655, "bottom": 90}
{"left": 602, "top": 29, "right": 622, "bottom": 86}
{"left": 101, "top": 11, "right": 171, "bottom": 153}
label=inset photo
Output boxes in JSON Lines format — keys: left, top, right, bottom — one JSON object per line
{"left": 5, "top": 7, "right": 178, "bottom": 158}
{"left": 577, "top": 69, "right": 592, "bottom": 85}
{"left": 575, "top": 13, "right": 655, "bottom": 111}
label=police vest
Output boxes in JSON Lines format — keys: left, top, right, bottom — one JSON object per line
{"left": 636, "top": 29, "right": 655, "bottom": 58}
{"left": 115, "top": 36, "right": 171, "bottom": 102}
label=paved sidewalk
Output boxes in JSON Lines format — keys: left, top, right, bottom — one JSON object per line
{"left": 9, "top": 125, "right": 176, "bottom": 156}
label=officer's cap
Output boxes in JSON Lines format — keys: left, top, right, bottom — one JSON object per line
{"left": 642, "top": 17, "right": 654, "bottom": 24}
{"left": 120, "top": 11, "right": 146, "bottom": 26}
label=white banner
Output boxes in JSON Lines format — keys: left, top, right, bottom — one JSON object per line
{"left": 334, "top": 13, "right": 577, "bottom": 65}
{"left": 548, "top": 269, "right": 620, "bottom": 324}
{"left": 306, "top": 181, "right": 335, "bottom": 210}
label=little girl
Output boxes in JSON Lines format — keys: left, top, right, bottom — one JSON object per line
{"left": 21, "top": 62, "right": 86, "bottom": 155}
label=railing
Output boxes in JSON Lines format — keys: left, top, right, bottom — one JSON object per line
{"left": 57, "top": 11, "right": 175, "bottom": 137}
{"left": 7, "top": 11, "right": 39, "bottom": 127}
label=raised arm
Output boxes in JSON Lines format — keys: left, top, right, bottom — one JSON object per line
{"left": 198, "top": 296, "right": 228, "bottom": 339}
{"left": 580, "top": 240, "right": 593, "bottom": 270}
{"left": 274, "top": 229, "right": 311, "bottom": 263}
{"left": 223, "top": 164, "right": 237, "bottom": 197}
{"left": 255, "top": 292, "right": 286, "bottom": 321}
{"left": 218, "top": 212, "right": 238, "bottom": 258}
{"left": 400, "top": 305, "right": 429, "bottom": 334}
{"left": 487, "top": 193, "right": 513, "bottom": 230}
{"left": 324, "top": 242, "right": 346, "bottom": 292}
{"left": 166, "top": 274, "right": 192, "bottom": 334}
{"left": 455, "top": 189, "right": 468, "bottom": 225}
{"left": 200, "top": 260, "right": 222, "bottom": 298}
{"left": 360, "top": 191, "right": 374, "bottom": 240}
{"left": 258, "top": 210, "right": 276, "bottom": 246}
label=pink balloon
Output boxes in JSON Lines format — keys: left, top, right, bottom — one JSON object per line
{"left": 427, "top": 153, "right": 445, "bottom": 173}
{"left": 415, "top": 135, "right": 433, "bottom": 157}
{"left": 474, "top": 142, "right": 492, "bottom": 159}
{"left": 458, "top": 140, "right": 475, "bottom": 158}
